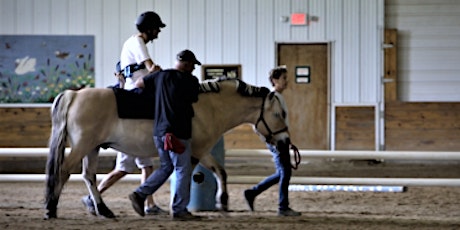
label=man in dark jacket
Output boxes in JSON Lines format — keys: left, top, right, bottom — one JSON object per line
{"left": 128, "top": 49, "right": 201, "bottom": 221}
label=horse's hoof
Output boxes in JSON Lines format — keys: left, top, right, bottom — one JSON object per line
{"left": 97, "top": 202, "right": 116, "bottom": 219}
{"left": 215, "top": 204, "right": 229, "bottom": 212}
{"left": 217, "top": 192, "right": 229, "bottom": 212}
{"left": 101, "top": 211, "right": 116, "bottom": 219}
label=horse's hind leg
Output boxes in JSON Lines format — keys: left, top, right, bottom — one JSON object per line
{"left": 44, "top": 169, "right": 72, "bottom": 219}
{"left": 45, "top": 147, "right": 85, "bottom": 219}
{"left": 81, "top": 148, "right": 115, "bottom": 218}
{"left": 198, "top": 154, "right": 229, "bottom": 211}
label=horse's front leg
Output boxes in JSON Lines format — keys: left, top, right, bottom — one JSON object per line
{"left": 198, "top": 154, "right": 228, "bottom": 211}
{"left": 81, "top": 148, "right": 115, "bottom": 218}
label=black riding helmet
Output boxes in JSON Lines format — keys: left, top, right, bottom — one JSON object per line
{"left": 136, "top": 11, "right": 166, "bottom": 32}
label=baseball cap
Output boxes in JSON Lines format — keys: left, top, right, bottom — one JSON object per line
{"left": 177, "top": 49, "right": 201, "bottom": 65}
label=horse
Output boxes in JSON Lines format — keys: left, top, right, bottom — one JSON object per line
{"left": 44, "top": 77, "right": 292, "bottom": 219}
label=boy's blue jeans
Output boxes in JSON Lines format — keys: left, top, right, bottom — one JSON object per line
{"left": 249, "top": 143, "right": 292, "bottom": 210}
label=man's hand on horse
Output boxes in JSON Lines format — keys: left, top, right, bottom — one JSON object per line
{"left": 153, "top": 65, "right": 162, "bottom": 72}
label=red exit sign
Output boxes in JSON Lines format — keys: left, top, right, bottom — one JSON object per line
{"left": 291, "top": 13, "right": 307, "bottom": 25}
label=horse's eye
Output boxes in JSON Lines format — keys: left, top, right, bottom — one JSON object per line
{"left": 282, "top": 111, "right": 286, "bottom": 119}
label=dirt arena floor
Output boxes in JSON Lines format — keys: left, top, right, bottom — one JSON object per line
{"left": 1, "top": 180, "right": 459, "bottom": 230}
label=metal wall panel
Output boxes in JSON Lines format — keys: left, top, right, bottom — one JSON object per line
{"left": 205, "top": 0, "right": 223, "bottom": 63}
{"left": 342, "top": 0, "right": 361, "bottom": 103}
{"left": 33, "top": 0, "right": 51, "bottom": 33}
{"left": 222, "top": 0, "right": 240, "bottom": 64}
{"left": 120, "top": 1, "right": 138, "bottom": 49}
{"left": 171, "top": 0, "right": 189, "bottom": 60}
{"left": 309, "top": 0, "right": 326, "bottom": 41}
{"left": 256, "top": 0, "right": 275, "bottom": 86}
{"left": 187, "top": 0, "right": 206, "bottom": 71}
{"left": 17, "top": 0, "right": 33, "bottom": 33}
{"left": 85, "top": 0, "right": 104, "bottom": 87}
{"left": 386, "top": 0, "right": 460, "bottom": 101}
{"left": 0, "top": 0, "right": 15, "bottom": 33}
{"left": 152, "top": 0, "right": 173, "bottom": 68}
{"left": 50, "top": 0, "right": 68, "bottom": 34}
{"left": 69, "top": 0, "right": 86, "bottom": 34}
{"left": 325, "top": 0, "right": 344, "bottom": 104}
{"left": 239, "top": 0, "right": 257, "bottom": 85}
{"left": 101, "top": 0, "right": 120, "bottom": 86}
{"left": 360, "top": 0, "right": 380, "bottom": 103}
{"left": 0, "top": 0, "right": 384, "bottom": 104}
{"left": 274, "top": 0, "right": 291, "bottom": 42}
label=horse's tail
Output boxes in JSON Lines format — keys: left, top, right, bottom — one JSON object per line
{"left": 44, "top": 90, "right": 75, "bottom": 213}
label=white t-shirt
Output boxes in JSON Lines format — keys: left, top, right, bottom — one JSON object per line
{"left": 119, "top": 35, "right": 151, "bottom": 90}
{"left": 119, "top": 35, "right": 150, "bottom": 70}
{"left": 117, "top": 35, "right": 153, "bottom": 165}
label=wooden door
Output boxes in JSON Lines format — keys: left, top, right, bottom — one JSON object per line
{"left": 277, "top": 43, "right": 329, "bottom": 149}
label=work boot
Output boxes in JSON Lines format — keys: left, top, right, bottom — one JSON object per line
{"left": 172, "top": 211, "right": 201, "bottom": 221}
{"left": 277, "top": 208, "right": 301, "bottom": 216}
{"left": 129, "top": 192, "right": 145, "bottom": 217}
{"left": 244, "top": 189, "right": 256, "bottom": 211}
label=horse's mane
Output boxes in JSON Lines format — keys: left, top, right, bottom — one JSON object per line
{"left": 199, "top": 77, "right": 269, "bottom": 98}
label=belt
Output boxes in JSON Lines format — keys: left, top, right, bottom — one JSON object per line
{"left": 123, "top": 63, "right": 146, "bottom": 78}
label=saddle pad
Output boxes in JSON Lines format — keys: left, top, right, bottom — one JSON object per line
{"left": 111, "top": 87, "right": 155, "bottom": 119}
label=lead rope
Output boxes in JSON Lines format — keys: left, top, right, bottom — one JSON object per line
{"left": 290, "top": 144, "right": 301, "bottom": 170}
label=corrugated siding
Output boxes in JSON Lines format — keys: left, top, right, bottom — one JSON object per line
{"left": 0, "top": 0, "right": 383, "bottom": 104}
{"left": 309, "top": 0, "right": 326, "bottom": 40}
{"left": 222, "top": 0, "right": 240, "bottom": 64}
{"left": 386, "top": 0, "right": 460, "bottom": 102}
{"left": 360, "top": 0, "right": 381, "bottom": 103}
{"left": 342, "top": 0, "right": 362, "bottom": 103}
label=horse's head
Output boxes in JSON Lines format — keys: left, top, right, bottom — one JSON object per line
{"left": 199, "top": 77, "right": 292, "bottom": 152}
{"left": 253, "top": 91, "right": 291, "bottom": 150}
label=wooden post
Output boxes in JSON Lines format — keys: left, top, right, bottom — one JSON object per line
{"left": 384, "top": 29, "right": 398, "bottom": 101}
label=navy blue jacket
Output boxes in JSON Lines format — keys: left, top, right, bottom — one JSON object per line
{"left": 143, "top": 69, "right": 199, "bottom": 139}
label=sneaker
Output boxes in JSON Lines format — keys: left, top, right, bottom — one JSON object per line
{"left": 172, "top": 211, "right": 201, "bottom": 221}
{"left": 81, "top": 195, "right": 96, "bottom": 216}
{"left": 277, "top": 208, "right": 301, "bottom": 217}
{"left": 244, "top": 189, "right": 255, "bottom": 211}
{"left": 129, "top": 192, "right": 145, "bottom": 217}
{"left": 145, "top": 205, "right": 168, "bottom": 215}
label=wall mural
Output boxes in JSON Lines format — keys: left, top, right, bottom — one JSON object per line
{"left": 0, "top": 35, "right": 95, "bottom": 103}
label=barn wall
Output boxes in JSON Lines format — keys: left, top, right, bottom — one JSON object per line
{"left": 0, "top": 0, "right": 384, "bottom": 104}
{"left": 2, "top": 104, "right": 458, "bottom": 151}
{"left": 2, "top": 0, "right": 459, "bottom": 151}
{"left": 0, "top": 107, "right": 51, "bottom": 147}
{"left": 386, "top": 0, "right": 460, "bottom": 102}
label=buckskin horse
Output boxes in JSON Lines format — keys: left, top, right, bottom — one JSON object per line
{"left": 44, "top": 77, "right": 293, "bottom": 219}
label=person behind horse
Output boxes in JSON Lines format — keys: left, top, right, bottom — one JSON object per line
{"left": 244, "top": 66, "right": 301, "bottom": 217}
{"left": 82, "top": 11, "right": 167, "bottom": 216}
{"left": 128, "top": 49, "right": 201, "bottom": 221}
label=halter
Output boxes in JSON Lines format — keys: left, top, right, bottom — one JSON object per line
{"left": 255, "top": 94, "right": 301, "bottom": 170}
{"left": 254, "top": 95, "right": 288, "bottom": 144}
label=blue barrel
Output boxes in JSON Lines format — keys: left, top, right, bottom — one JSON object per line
{"left": 170, "top": 137, "right": 225, "bottom": 212}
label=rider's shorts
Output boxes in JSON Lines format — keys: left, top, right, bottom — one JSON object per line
{"left": 114, "top": 152, "right": 154, "bottom": 173}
